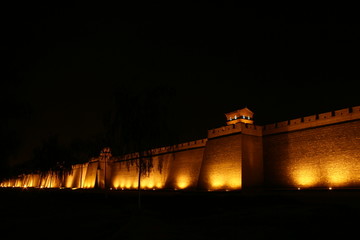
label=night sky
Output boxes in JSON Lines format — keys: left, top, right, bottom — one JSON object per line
{"left": 3, "top": 4, "right": 359, "bottom": 166}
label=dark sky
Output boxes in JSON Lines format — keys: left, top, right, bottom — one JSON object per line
{"left": 4, "top": 4, "right": 359, "bottom": 165}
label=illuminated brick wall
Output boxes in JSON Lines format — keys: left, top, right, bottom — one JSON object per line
{"left": 2, "top": 106, "right": 359, "bottom": 191}
{"left": 198, "top": 134, "right": 242, "bottom": 190}
{"left": 65, "top": 163, "right": 88, "bottom": 188}
{"left": 166, "top": 147, "right": 205, "bottom": 190}
{"left": 110, "top": 154, "right": 172, "bottom": 190}
{"left": 109, "top": 140, "right": 206, "bottom": 190}
{"left": 242, "top": 134, "right": 263, "bottom": 188}
{"left": 264, "top": 120, "right": 360, "bottom": 188}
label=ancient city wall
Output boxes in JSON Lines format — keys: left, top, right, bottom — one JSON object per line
{"left": 201, "top": 122, "right": 263, "bottom": 190}
{"left": 242, "top": 134, "right": 263, "bottom": 188}
{"left": 109, "top": 154, "right": 172, "bottom": 190}
{"left": 198, "top": 134, "right": 242, "bottom": 190}
{"left": 263, "top": 106, "right": 360, "bottom": 135}
{"left": 263, "top": 106, "right": 360, "bottom": 188}
{"left": 2, "top": 106, "right": 359, "bottom": 190}
{"left": 109, "top": 139, "right": 207, "bottom": 190}
{"left": 165, "top": 147, "right": 205, "bottom": 189}
{"left": 0, "top": 139, "right": 208, "bottom": 190}
{"left": 263, "top": 118, "right": 360, "bottom": 188}
{"left": 65, "top": 163, "right": 88, "bottom": 188}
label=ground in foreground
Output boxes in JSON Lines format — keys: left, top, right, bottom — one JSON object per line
{"left": 0, "top": 188, "right": 359, "bottom": 240}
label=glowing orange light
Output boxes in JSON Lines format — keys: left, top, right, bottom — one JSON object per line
{"left": 177, "top": 176, "right": 191, "bottom": 189}
{"left": 146, "top": 180, "right": 155, "bottom": 189}
{"left": 293, "top": 168, "right": 318, "bottom": 187}
{"left": 325, "top": 160, "right": 350, "bottom": 186}
{"left": 210, "top": 176, "right": 224, "bottom": 188}
{"left": 125, "top": 182, "right": 132, "bottom": 189}
{"left": 209, "top": 173, "right": 241, "bottom": 190}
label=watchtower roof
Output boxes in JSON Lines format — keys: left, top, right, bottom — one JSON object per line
{"left": 225, "top": 107, "right": 254, "bottom": 125}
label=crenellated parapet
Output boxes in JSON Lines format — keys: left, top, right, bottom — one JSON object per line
{"left": 208, "top": 123, "right": 242, "bottom": 139}
{"left": 208, "top": 122, "right": 262, "bottom": 139}
{"left": 113, "top": 138, "right": 208, "bottom": 162}
{"left": 150, "top": 138, "right": 207, "bottom": 155}
{"left": 207, "top": 106, "right": 360, "bottom": 138}
{"left": 263, "top": 106, "right": 360, "bottom": 135}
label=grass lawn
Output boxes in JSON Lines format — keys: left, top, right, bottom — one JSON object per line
{"left": 1, "top": 188, "right": 359, "bottom": 240}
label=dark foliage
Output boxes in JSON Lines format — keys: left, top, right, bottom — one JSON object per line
{"left": 0, "top": 80, "right": 30, "bottom": 180}
{"left": 104, "top": 85, "right": 177, "bottom": 159}
{"left": 103, "top": 85, "right": 176, "bottom": 208}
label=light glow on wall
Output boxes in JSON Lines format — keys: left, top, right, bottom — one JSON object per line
{"left": 112, "top": 174, "right": 166, "bottom": 190}
{"left": 176, "top": 175, "right": 191, "bottom": 189}
{"left": 210, "top": 176, "right": 224, "bottom": 188}
{"left": 109, "top": 155, "right": 170, "bottom": 190}
{"left": 325, "top": 157, "right": 351, "bottom": 186}
{"left": 291, "top": 154, "right": 357, "bottom": 188}
{"left": 208, "top": 172, "right": 241, "bottom": 190}
{"left": 293, "top": 167, "right": 318, "bottom": 187}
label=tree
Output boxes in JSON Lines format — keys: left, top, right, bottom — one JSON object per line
{"left": 67, "top": 137, "right": 104, "bottom": 164}
{"left": 0, "top": 79, "right": 29, "bottom": 181}
{"left": 105, "top": 86, "right": 176, "bottom": 209}
{"left": 30, "top": 135, "right": 72, "bottom": 187}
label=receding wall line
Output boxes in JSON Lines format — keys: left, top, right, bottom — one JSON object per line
{"left": 207, "top": 131, "right": 243, "bottom": 140}
{"left": 263, "top": 118, "right": 360, "bottom": 137}
{"left": 113, "top": 145, "right": 206, "bottom": 163}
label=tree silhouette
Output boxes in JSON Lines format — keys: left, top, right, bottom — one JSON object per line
{"left": 0, "top": 79, "right": 29, "bottom": 181}
{"left": 6, "top": 135, "right": 104, "bottom": 187}
{"left": 30, "top": 135, "right": 72, "bottom": 187}
{"left": 105, "top": 86, "right": 176, "bottom": 209}
{"left": 67, "top": 137, "right": 104, "bottom": 164}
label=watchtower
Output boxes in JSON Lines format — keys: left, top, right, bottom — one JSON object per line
{"left": 225, "top": 107, "right": 254, "bottom": 125}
